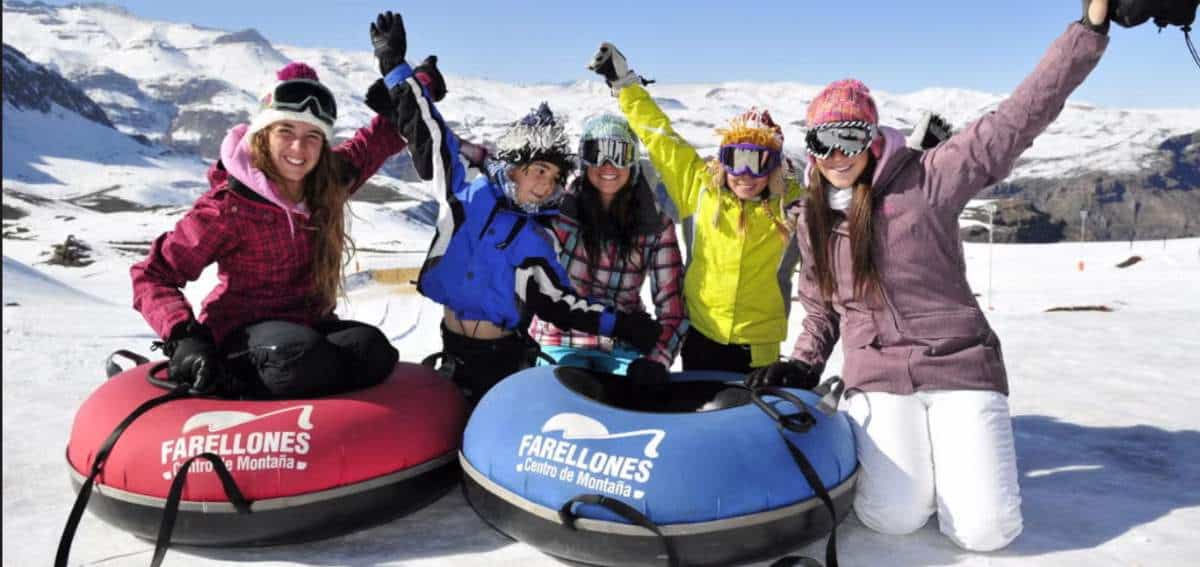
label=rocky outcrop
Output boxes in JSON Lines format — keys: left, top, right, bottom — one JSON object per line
{"left": 984, "top": 131, "right": 1199, "bottom": 241}
{"left": 2, "top": 43, "right": 113, "bottom": 127}
{"left": 164, "top": 108, "right": 249, "bottom": 159}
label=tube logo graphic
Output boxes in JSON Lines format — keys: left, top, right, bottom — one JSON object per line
{"left": 515, "top": 413, "right": 666, "bottom": 499}
{"left": 160, "top": 405, "right": 315, "bottom": 479}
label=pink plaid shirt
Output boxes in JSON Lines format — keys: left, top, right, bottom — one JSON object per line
{"left": 530, "top": 212, "right": 688, "bottom": 368}
{"left": 131, "top": 115, "right": 404, "bottom": 344}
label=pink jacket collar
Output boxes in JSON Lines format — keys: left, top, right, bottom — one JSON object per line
{"left": 220, "top": 123, "right": 310, "bottom": 236}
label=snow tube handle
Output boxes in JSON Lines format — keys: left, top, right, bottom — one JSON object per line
{"left": 812, "top": 376, "right": 846, "bottom": 416}
{"left": 751, "top": 386, "right": 817, "bottom": 433}
{"left": 558, "top": 493, "right": 678, "bottom": 567}
{"left": 106, "top": 350, "right": 150, "bottom": 378}
{"left": 421, "top": 351, "right": 462, "bottom": 380}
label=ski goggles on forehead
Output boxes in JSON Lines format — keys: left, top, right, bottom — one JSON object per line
{"left": 805, "top": 122, "right": 876, "bottom": 159}
{"left": 269, "top": 79, "right": 338, "bottom": 123}
{"left": 580, "top": 138, "right": 638, "bottom": 169}
{"left": 719, "top": 144, "right": 782, "bottom": 178}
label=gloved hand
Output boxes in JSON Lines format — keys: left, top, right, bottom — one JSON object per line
{"left": 364, "top": 54, "right": 446, "bottom": 122}
{"left": 906, "top": 111, "right": 952, "bottom": 151}
{"left": 744, "top": 358, "right": 820, "bottom": 390}
{"left": 612, "top": 311, "right": 662, "bottom": 354}
{"left": 1081, "top": 0, "right": 1111, "bottom": 34}
{"left": 626, "top": 358, "right": 669, "bottom": 388}
{"left": 370, "top": 10, "right": 407, "bottom": 75}
{"left": 587, "top": 42, "right": 653, "bottom": 96}
{"left": 413, "top": 55, "right": 447, "bottom": 102}
{"left": 364, "top": 78, "right": 395, "bottom": 122}
{"left": 458, "top": 140, "right": 491, "bottom": 169}
{"left": 164, "top": 320, "right": 224, "bottom": 393}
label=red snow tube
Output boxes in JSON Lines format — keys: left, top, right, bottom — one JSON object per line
{"left": 65, "top": 361, "right": 467, "bottom": 546}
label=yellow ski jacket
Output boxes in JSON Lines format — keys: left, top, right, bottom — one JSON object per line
{"left": 618, "top": 85, "right": 804, "bottom": 367}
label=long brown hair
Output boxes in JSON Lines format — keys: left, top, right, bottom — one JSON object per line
{"left": 574, "top": 173, "right": 641, "bottom": 276}
{"left": 250, "top": 127, "right": 353, "bottom": 314}
{"left": 804, "top": 158, "right": 880, "bottom": 303}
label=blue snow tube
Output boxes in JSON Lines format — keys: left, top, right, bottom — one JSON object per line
{"left": 460, "top": 366, "right": 858, "bottom": 566}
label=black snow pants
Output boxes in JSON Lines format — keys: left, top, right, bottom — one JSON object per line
{"left": 680, "top": 326, "right": 754, "bottom": 375}
{"left": 221, "top": 319, "right": 398, "bottom": 399}
{"left": 439, "top": 323, "right": 539, "bottom": 408}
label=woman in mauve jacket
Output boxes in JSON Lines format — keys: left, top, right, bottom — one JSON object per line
{"left": 749, "top": 1, "right": 1114, "bottom": 552}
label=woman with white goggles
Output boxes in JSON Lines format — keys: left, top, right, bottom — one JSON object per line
{"left": 530, "top": 113, "right": 688, "bottom": 390}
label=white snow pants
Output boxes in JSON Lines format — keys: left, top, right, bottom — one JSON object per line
{"left": 844, "top": 390, "right": 1023, "bottom": 551}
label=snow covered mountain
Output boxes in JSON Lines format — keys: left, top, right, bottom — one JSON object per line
{"left": 3, "top": 42, "right": 113, "bottom": 128}
{"left": 3, "top": 0, "right": 1198, "bottom": 241}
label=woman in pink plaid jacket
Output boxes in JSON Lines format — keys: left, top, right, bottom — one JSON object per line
{"left": 130, "top": 54, "right": 441, "bottom": 399}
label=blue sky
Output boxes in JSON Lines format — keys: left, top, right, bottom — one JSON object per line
{"left": 43, "top": 0, "right": 1199, "bottom": 108}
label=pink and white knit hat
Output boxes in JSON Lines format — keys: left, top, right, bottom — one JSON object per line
{"left": 245, "top": 62, "right": 338, "bottom": 145}
{"left": 806, "top": 79, "right": 879, "bottom": 127}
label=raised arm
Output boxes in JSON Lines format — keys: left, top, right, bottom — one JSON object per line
{"left": 381, "top": 57, "right": 474, "bottom": 278}
{"left": 334, "top": 114, "right": 406, "bottom": 195}
{"left": 922, "top": 21, "right": 1108, "bottom": 216}
{"left": 382, "top": 57, "right": 463, "bottom": 200}
{"left": 588, "top": 43, "right": 710, "bottom": 219}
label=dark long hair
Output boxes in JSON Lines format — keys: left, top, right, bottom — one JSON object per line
{"left": 250, "top": 127, "right": 353, "bottom": 314}
{"left": 574, "top": 170, "right": 644, "bottom": 275}
{"left": 804, "top": 157, "right": 881, "bottom": 303}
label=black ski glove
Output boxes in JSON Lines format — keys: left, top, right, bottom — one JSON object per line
{"left": 612, "top": 311, "right": 662, "bottom": 354}
{"left": 744, "top": 358, "right": 820, "bottom": 390}
{"left": 163, "top": 320, "right": 225, "bottom": 394}
{"left": 412, "top": 55, "right": 447, "bottom": 102}
{"left": 458, "top": 139, "right": 491, "bottom": 169}
{"left": 365, "top": 54, "right": 447, "bottom": 122}
{"left": 626, "top": 358, "right": 669, "bottom": 388}
{"left": 1081, "top": 0, "right": 1111, "bottom": 34}
{"left": 370, "top": 10, "right": 407, "bottom": 76}
{"left": 906, "top": 111, "right": 953, "bottom": 151}
{"left": 587, "top": 42, "right": 653, "bottom": 97}
{"left": 364, "top": 78, "right": 396, "bottom": 122}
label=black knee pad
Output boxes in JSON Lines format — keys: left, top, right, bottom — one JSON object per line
{"left": 252, "top": 330, "right": 341, "bottom": 398}
{"left": 325, "top": 325, "right": 398, "bottom": 386}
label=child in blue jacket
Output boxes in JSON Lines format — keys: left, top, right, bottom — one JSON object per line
{"left": 378, "top": 40, "right": 660, "bottom": 405}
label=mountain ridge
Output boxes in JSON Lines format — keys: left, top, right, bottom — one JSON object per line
{"left": 3, "top": 0, "right": 1197, "bottom": 241}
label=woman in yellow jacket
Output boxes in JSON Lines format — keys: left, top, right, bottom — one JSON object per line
{"left": 588, "top": 42, "right": 804, "bottom": 373}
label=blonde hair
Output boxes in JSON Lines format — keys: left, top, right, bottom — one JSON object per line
{"left": 703, "top": 159, "right": 793, "bottom": 239}
{"left": 715, "top": 120, "right": 783, "bottom": 151}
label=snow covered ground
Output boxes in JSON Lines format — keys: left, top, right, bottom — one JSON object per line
{"left": 4, "top": 197, "right": 1199, "bottom": 566}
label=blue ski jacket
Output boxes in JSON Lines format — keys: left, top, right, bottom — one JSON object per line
{"left": 385, "top": 67, "right": 618, "bottom": 335}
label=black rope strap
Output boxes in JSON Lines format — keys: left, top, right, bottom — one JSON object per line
{"left": 1184, "top": 26, "right": 1200, "bottom": 70}
{"left": 59, "top": 353, "right": 253, "bottom": 567}
{"left": 558, "top": 493, "right": 678, "bottom": 567}
{"left": 771, "top": 556, "right": 824, "bottom": 567}
{"left": 752, "top": 387, "right": 841, "bottom": 567}
{"left": 56, "top": 385, "right": 190, "bottom": 567}
{"left": 151, "top": 453, "right": 251, "bottom": 567}
{"left": 106, "top": 350, "right": 150, "bottom": 378}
